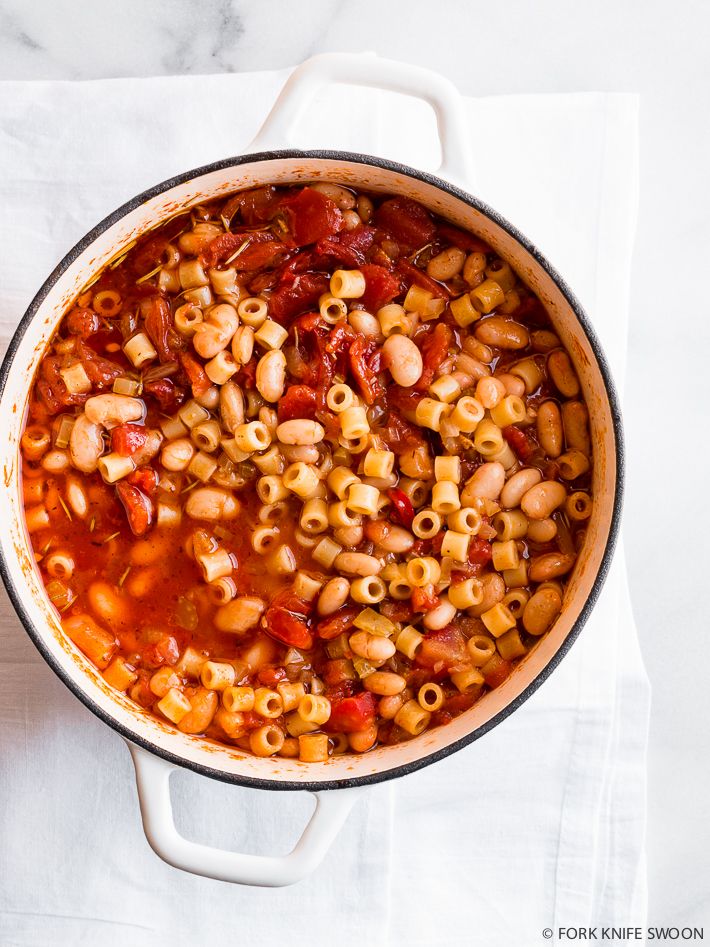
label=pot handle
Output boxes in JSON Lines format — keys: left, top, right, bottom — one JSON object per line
{"left": 127, "top": 742, "right": 364, "bottom": 887}
{"left": 249, "top": 52, "right": 473, "bottom": 185}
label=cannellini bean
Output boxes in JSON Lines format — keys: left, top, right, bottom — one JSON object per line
{"left": 333, "top": 525, "right": 364, "bottom": 548}
{"left": 469, "top": 572, "right": 506, "bottom": 617}
{"left": 69, "top": 413, "right": 104, "bottom": 473}
{"left": 132, "top": 429, "right": 163, "bottom": 466}
{"left": 342, "top": 209, "right": 361, "bottom": 230}
{"left": 232, "top": 325, "right": 255, "bottom": 365}
{"left": 363, "top": 671, "right": 406, "bottom": 696}
{"left": 500, "top": 467, "right": 542, "bottom": 509}
{"left": 193, "top": 324, "right": 228, "bottom": 359}
{"left": 357, "top": 194, "right": 374, "bottom": 222}
{"left": 276, "top": 419, "right": 325, "bottom": 445}
{"left": 496, "top": 372, "right": 526, "bottom": 397}
{"left": 256, "top": 350, "right": 287, "bottom": 403}
{"left": 476, "top": 376, "right": 506, "bottom": 409}
{"left": 65, "top": 477, "right": 88, "bottom": 518}
{"left": 379, "top": 693, "right": 406, "bottom": 719}
{"left": 349, "top": 723, "right": 378, "bottom": 753}
{"left": 178, "top": 688, "right": 218, "bottom": 734}
{"left": 364, "top": 519, "right": 415, "bottom": 553}
{"left": 531, "top": 329, "right": 560, "bottom": 352}
{"left": 456, "top": 352, "right": 490, "bottom": 381}
{"left": 309, "top": 182, "right": 356, "bottom": 209}
{"left": 220, "top": 381, "right": 245, "bottom": 434}
{"left": 561, "top": 400, "right": 591, "bottom": 455}
{"left": 520, "top": 480, "right": 567, "bottom": 520}
{"left": 528, "top": 552, "right": 576, "bottom": 582}
{"left": 281, "top": 444, "right": 319, "bottom": 464}
{"left": 536, "top": 400, "right": 563, "bottom": 458}
{"left": 185, "top": 487, "right": 239, "bottom": 521}
{"left": 399, "top": 445, "right": 434, "bottom": 480}
{"left": 548, "top": 349, "right": 580, "bottom": 397}
{"left": 475, "top": 317, "right": 530, "bottom": 350}
{"left": 463, "top": 251, "right": 487, "bottom": 285}
{"left": 426, "top": 246, "right": 465, "bottom": 281}
{"left": 349, "top": 631, "right": 395, "bottom": 662}
{"left": 423, "top": 594, "right": 457, "bottom": 631}
{"left": 526, "top": 518, "right": 557, "bottom": 543}
{"left": 348, "top": 309, "right": 382, "bottom": 339}
{"left": 461, "top": 462, "right": 506, "bottom": 503}
{"left": 317, "top": 577, "right": 350, "bottom": 616}
{"left": 382, "top": 334, "right": 423, "bottom": 387}
{"left": 523, "top": 587, "right": 563, "bottom": 635}
{"left": 84, "top": 394, "right": 144, "bottom": 426}
{"left": 42, "top": 449, "right": 69, "bottom": 473}
{"left": 334, "top": 552, "right": 383, "bottom": 577}
{"left": 161, "top": 438, "right": 195, "bottom": 471}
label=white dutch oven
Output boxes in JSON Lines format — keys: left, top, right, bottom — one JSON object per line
{"left": 0, "top": 54, "right": 623, "bottom": 886}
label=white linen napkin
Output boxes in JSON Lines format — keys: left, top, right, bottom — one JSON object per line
{"left": 0, "top": 66, "right": 648, "bottom": 947}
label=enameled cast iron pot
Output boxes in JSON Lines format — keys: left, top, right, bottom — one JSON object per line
{"left": 0, "top": 53, "right": 623, "bottom": 886}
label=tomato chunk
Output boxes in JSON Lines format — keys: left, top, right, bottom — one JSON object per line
{"left": 314, "top": 226, "right": 376, "bottom": 267}
{"left": 281, "top": 187, "right": 344, "bottom": 246}
{"left": 481, "top": 655, "right": 514, "bottom": 689}
{"left": 264, "top": 591, "right": 313, "bottom": 650}
{"left": 437, "top": 223, "right": 491, "bottom": 253}
{"left": 143, "top": 376, "right": 185, "bottom": 413}
{"left": 349, "top": 335, "right": 384, "bottom": 405}
{"left": 277, "top": 384, "right": 318, "bottom": 421}
{"left": 201, "top": 230, "right": 286, "bottom": 271}
{"left": 316, "top": 606, "right": 359, "bottom": 641}
{"left": 179, "top": 350, "right": 212, "bottom": 397}
{"left": 375, "top": 197, "right": 436, "bottom": 251}
{"left": 325, "top": 691, "right": 377, "bottom": 734}
{"left": 66, "top": 308, "right": 100, "bottom": 338}
{"left": 387, "top": 488, "right": 415, "bottom": 528}
{"left": 415, "top": 323, "right": 453, "bottom": 391}
{"left": 141, "top": 632, "right": 179, "bottom": 669}
{"left": 141, "top": 295, "right": 174, "bottom": 362}
{"left": 360, "top": 264, "right": 401, "bottom": 312}
{"left": 116, "top": 482, "right": 154, "bottom": 537}
{"left": 268, "top": 271, "right": 330, "bottom": 323}
{"left": 222, "top": 185, "right": 282, "bottom": 227}
{"left": 126, "top": 466, "right": 159, "bottom": 496}
{"left": 416, "top": 626, "right": 468, "bottom": 671}
{"left": 411, "top": 584, "right": 439, "bottom": 613}
{"left": 111, "top": 423, "right": 148, "bottom": 457}
{"left": 469, "top": 537, "right": 493, "bottom": 567}
{"left": 397, "top": 259, "right": 450, "bottom": 300}
{"left": 503, "top": 425, "right": 536, "bottom": 462}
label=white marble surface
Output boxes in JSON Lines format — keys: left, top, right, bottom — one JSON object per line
{"left": 0, "top": 0, "right": 707, "bottom": 934}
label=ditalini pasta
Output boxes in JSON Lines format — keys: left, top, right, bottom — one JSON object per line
{"left": 20, "top": 183, "right": 592, "bottom": 761}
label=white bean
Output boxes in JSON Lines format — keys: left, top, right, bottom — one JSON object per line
{"left": 461, "top": 462, "right": 506, "bottom": 503}
{"left": 309, "top": 182, "right": 356, "bottom": 209}
{"left": 317, "top": 577, "right": 350, "bottom": 616}
{"left": 276, "top": 419, "right": 325, "bottom": 445}
{"left": 84, "top": 394, "right": 144, "bottom": 426}
{"left": 423, "top": 594, "right": 457, "bottom": 631}
{"left": 382, "top": 334, "right": 423, "bottom": 387}
{"left": 185, "top": 487, "right": 240, "bottom": 521}
{"left": 256, "top": 350, "right": 287, "bottom": 403}
{"left": 520, "top": 481, "right": 567, "bottom": 520}
{"left": 426, "top": 247, "right": 465, "bottom": 281}
{"left": 334, "top": 552, "right": 383, "bottom": 577}
{"left": 349, "top": 631, "right": 395, "bottom": 662}
{"left": 500, "top": 467, "right": 543, "bottom": 509}
{"left": 69, "top": 414, "right": 104, "bottom": 473}
{"left": 220, "top": 381, "right": 245, "bottom": 433}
